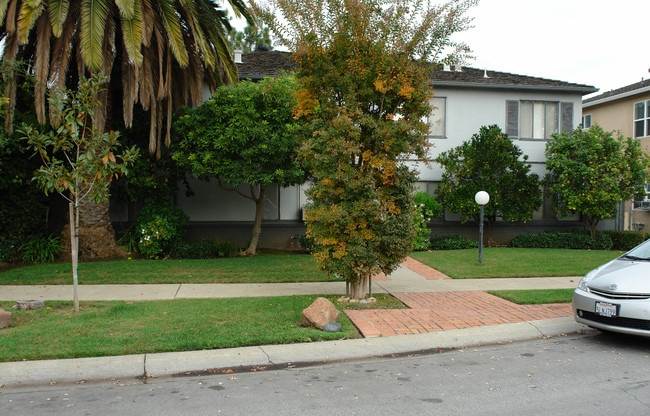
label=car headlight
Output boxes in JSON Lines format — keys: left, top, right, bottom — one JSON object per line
{"left": 577, "top": 268, "right": 599, "bottom": 292}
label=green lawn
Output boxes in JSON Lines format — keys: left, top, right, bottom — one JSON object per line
{"left": 488, "top": 289, "right": 574, "bottom": 305}
{"left": 0, "top": 296, "right": 368, "bottom": 362}
{"left": 0, "top": 248, "right": 617, "bottom": 362}
{"left": 0, "top": 247, "right": 622, "bottom": 285}
{"left": 0, "top": 253, "right": 328, "bottom": 285}
{"left": 410, "top": 248, "right": 621, "bottom": 279}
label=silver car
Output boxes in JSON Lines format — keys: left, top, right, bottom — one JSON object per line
{"left": 573, "top": 239, "right": 650, "bottom": 337}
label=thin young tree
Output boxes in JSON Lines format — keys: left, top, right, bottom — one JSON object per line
{"left": 252, "top": 0, "right": 477, "bottom": 299}
{"left": 21, "top": 75, "right": 138, "bottom": 312}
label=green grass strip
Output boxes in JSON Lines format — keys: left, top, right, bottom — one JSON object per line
{"left": 488, "top": 289, "right": 574, "bottom": 305}
{"left": 0, "top": 295, "right": 378, "bottom": 362}
{"left": 410, "top": 248, "right": 620, "bottom": 279}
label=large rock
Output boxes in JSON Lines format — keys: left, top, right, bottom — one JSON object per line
{"left": 301, "top": 297, "right": 340, "bottom": 330}
{"left": 0, "top": 309, "right": 11, "bottom": 329}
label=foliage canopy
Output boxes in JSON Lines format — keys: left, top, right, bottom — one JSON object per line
{"left": 435, "top": 124, "right": 543, "bottom": 229}
{"left": 252, "top": 0, "right": 478, "bottom": 298}
{"left": 544, "top": 125, "right": 649, "bottom": 236}
{"left": 172, "top": 74, "right": 305, "bottom": 255}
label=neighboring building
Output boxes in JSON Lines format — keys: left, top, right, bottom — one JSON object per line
{"left": 173, "top": 51, "right": 598, "bottom": 248}
{"left": 583, "top": 79, "right": 650, "bottom": 232}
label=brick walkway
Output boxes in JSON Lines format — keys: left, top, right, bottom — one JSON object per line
{"left": 344, "top": 257, "right": 573, "bottom": 338}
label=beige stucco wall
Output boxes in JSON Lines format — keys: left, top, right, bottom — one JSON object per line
{"left": 583, "top": 90, "right": 650, "bottom": 148}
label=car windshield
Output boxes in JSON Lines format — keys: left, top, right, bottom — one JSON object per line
{"left": 622, "top": 240, "right": 650, "bottom": 261}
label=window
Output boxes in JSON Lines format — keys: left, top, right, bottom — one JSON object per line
{"left": 634, "top": 100, "right": 650, "bottom": 138}
{"left": 428, "top": 97, "right": 446, "bottom": 137}
{"left": 582, "top": 114, "right": 592, "bottom": 129}
{"left": 506, "top": 100, "right": 573, "bottom": 139}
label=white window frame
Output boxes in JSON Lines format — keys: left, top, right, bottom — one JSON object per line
{"left": 520, "top": 101, "right": 559, "bottom": 139}
{"left": 634, "top": 100, "right": 650, "bottom": 138}
{"left": 582, "top": 114, "right": 592, "bottom": 129}
{"left": 506, "top": 100, "right": 573, "bottom": 140}
{"left": 428, "top": 97, "right": 446, "bottom": 138}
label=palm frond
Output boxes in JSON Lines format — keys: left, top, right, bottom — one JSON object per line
{"left": 155, "top": 0, "right": 188, "bottom": 67}
{"left": 100, "top": 7, "right": 115, "bottom": 75}
{"left": 34, "top": 14, "right": 51, "bottom": 124}
{"left": 4, "top": 0, "right": 17, "bottom": 34}
{"left": 227, "top": 0, "right": 253, "bottom": 25}
{"left": 17, "top": 0, "right": 45, "bottom": 43}
{"left": 115, "top": 0, "right": 135, "bottom": 18}
{"left": 121, "top": 0, "right": 143, "bottom": 65}
{"left": 48, "top": 7, "right": 76, "bottom": 88}
{"left": 47, "top": 0, "right": 69, "bottom": 37}
{"left": 81, "top": 0, "right": 111, "bottom": 71}
{"left": 121, "top": 59, "right": 138, "bottom": 127}
{"left": 0, "top": 0, "right": 13, "bottom": 26}
{"left": 139, "top": 0, "right": 154, "bottom": 47}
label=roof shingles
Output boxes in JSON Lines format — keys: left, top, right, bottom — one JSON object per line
{"left": 237, "top": 50, "right": 596, "bottom": 95}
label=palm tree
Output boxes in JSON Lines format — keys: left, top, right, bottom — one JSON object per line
{"left": 0, "top": 0, "right": 252, "bottom": 258}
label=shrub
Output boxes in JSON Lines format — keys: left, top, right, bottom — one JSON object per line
{"left": 0, "top": 235, "right": 22, "bottom": 263}
{"left": 299, "top": 234, "right": 314, "bottom": 252}
{"left": 510, "top": 231, "right": 612, "bottom": 250}
{"left": 603, "top": 230, "right": 650, "bottom": 251}
{"left": 19, "top": 234, "right": 63, "bottom": 263}
{"left": 171, "top": 240, "right": 217, "bottom": 259}
{"left": 412, "top": 192, "right": 443, "bottom": 251}
{"left": 171, "top": 240, "right": 241, "bottom": 259}
{"left": 214, "top": 240, "right": 241, "bottom": 258}
{"left": 135, "top": 204, "right": 189, "bottom": 259}
{"left": 430, "top": 235, "right": 478, "bottom": 250}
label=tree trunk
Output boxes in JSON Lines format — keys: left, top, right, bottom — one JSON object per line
{"left": 240, "top": 184, "right": 266, "bottom": 256}
{"left": 60, "top": 199, "right": 125, "bottom": 261}
{"left": 69, "top": 202, "right": 80, "bottom": 312}
{"left": 586, "top": 216, "right": 599, "bottom": 238}
{"left": 348, "top": 274, "right": 371, "bottom": 300}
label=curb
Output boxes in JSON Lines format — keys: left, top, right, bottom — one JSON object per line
{"left": 0, "top": 318, "right": 592, "bottom": 387}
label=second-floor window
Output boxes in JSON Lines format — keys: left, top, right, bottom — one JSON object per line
{"left": 582, "top": 114, "right": 592, "bottom": 129}
{"left": 634, "top": 100, "right": 650, "bottom": 138}
{"left": 428, "top": 96, "right": 446, "bottom": 137}
{"left": 506, "top": 100, "right": 573, "bottom": 139}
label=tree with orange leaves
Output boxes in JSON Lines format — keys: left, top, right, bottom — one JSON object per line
{"left": 252, "top": 0, "right": 477, "bottom": 299}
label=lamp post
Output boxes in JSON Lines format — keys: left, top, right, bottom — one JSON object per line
{"left": 474, "top": 191, "right": 490, "bottom": 265}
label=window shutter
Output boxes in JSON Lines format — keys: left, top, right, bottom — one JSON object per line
{"left": 560, "top": 102, "right": 573, "bottom": 134}
{"left": 506, "top": 100, "right": 519, "bottom": 138}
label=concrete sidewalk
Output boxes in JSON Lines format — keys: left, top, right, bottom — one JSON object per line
{"left": 0, "top": 258, "right": 591, "bottom": 387}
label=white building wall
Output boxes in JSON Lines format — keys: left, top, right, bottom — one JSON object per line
{"left": 415, "top": 88, "right": 583, "bottom": 182}
{"left": 178, "top": 87, "right": 584, "bottom": 222}
{"left": 176, "top": 180, "right": 303, "bottom": 222}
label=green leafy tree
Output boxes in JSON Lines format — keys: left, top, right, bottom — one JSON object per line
{"left": 544, "top": 125, "right": 649, "bottom": 237}
{"left": 21, "top": 75, "right": 139, "bottom": 312}
{"left": 252, "top": 0, "right": 477, "bottom": 299}
{"left": 229, "top": 24, "right": 274, "bottom": 52}
{"left": 435, "top": 125, "right": 543, "bottom": 238}
{"left": 172, "top": 74, "right": 305, "bottom": 256}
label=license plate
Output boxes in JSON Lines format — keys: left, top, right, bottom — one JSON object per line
{"left": 595, "top": 302, "right": 619, "bottom": 317}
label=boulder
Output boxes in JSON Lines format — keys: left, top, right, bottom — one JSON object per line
{"left": 301, "top": 297, "right": 340, "bottom": 330}
{"left": 0, "top": 309, "right": 11, "bottom": 329}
